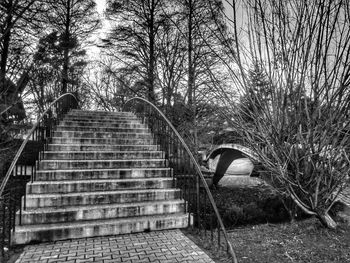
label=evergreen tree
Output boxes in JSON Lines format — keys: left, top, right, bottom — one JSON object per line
{"left": 240, "top": 60, "right": 270, "bottom": 122}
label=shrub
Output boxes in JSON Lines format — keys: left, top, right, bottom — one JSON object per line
{"left": 259, "top": 197, "right": 289, "bottom": 223}
{"left": 242, "top": 202, "right": 266, "bottom": 223}
{"left": 223, "top": 205, "right": 244, "bottom": 226}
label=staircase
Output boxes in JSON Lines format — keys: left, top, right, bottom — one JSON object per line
{"left": 13, "top": 110, "right": 188, "bottom": 245}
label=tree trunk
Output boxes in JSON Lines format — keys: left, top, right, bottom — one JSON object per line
{"left": 62, "top": 0, "right": 71, "bottom": 94}
{"left": 187, "top": 0, "right": 193, "bottom": 107}
{"left": 147, "top": 0, "right": 155, "bottom": 102}
{"left": 317, "top": 211, "right": 337, "bottom": 229}
{"left": 0, "top": 1, "right": 13, "bottom": 97}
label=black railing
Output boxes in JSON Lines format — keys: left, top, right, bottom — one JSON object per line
{"left": 123, "top": 97, "right": 238, "bottom": 263}
{"left": 0, "top": 93, "right": 79, "bottom": 260}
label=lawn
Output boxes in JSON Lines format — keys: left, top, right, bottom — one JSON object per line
{"left": 187, "top": 182, "right": 350, "bottom": 263}
{"left": 229, "top": 218, "right": 350, "bottom": 263}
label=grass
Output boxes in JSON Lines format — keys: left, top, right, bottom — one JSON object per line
{"left": 230, "top": 218, "right": 350, "bottom": 263}
{"left": 188, "top": 182, "right": 350, "bottom": 263}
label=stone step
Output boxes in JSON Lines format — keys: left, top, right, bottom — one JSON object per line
{"left": 14, "top": 109, "right": 189, "bottom": 245}
{"left": 25, "top": 189, "right": 181, "bottom": 208}
{"left": 60, "top": 120, "right": 145, "bottom": 128}
{"left": 68, "top": 110, "right": 134, "bottom": 117}
{"left": 27, "top": 178, "right": 174, "bottom": 194}
{"left": 63, "top": 118, "right": 141, "bottom": 124}
{"left": 38, "top": 159, "right": 167, "bottom": 170}
{"left": 47, "top": 144, "right": 159, "bottom": 152}
{"left": 64, "top": 115, "right": 140, "bottom": 122}
{"left": 51, "top": 137, "right": 155, "bottom": 145}
{"left": 18, "top": 200, "right": 185, "bottom": 225}
{"left": 52, "top": 131, "right": 153, "bottom": 139}
{"left": 56, "top": 125, "right": 149, "bottom": 133}
{"left": 35, "top": 168, "right": 172, "bottom": 181}
{"left": 12, "top": 213, "right": 189, "bottom": 245}
{"left": 43, "top": 151, "right": 164, "bottom": 160}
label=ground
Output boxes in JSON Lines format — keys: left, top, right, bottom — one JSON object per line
{"left": 188, "top": 178, "right": 350, "bottom": 263}
{"left": 231, "top": 218, "right": 350, "bottom": 263}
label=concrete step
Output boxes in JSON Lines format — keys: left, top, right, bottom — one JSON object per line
{"left": 43, "top": 151, "right": 164, "bottom": 160}
{"left": 12, "top": 213, "right": 189, "bottom": 245}
{"left": 52, "top": 131, "right": 153, "bottom": 139}
{"left": 14, "top": 109, "right": 189, "bottom": 245}
{"left": 51, "top": 137, "right": 155, "bottom": 145}
{"left": 64, "top": 115, "right": 140, "bottom": 122}
{"left": 35, "top": 168, "right": 172, "bottom": 181}
{"left": 60, "top": 120, "right": 145, "bottom": 128}
{"left": 47, "top": 144, "right": 159, "bottom": 152}
{"left": 25, "top": 189, "right": 181, "bottom": 208}
{"left": 38, "top": 159, "right": 167, "bottom": 170}
{"left": 27, "top": 178, "right": 174, "bottom": 194}
{"left": 56, "top": 125, "right": 149, "bottom": 133}
{"left": 68, "top": 110, "right": 134, "bottom": 117}
{"left": 18, "top": 200, "right": 185, "bottom": 225}
{"left": 63, "top": 119, "right": 141, "bottom": 125}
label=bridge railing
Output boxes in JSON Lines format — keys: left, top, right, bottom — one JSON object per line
{"left": 124, "top": 97, "right": 238, "bottom": 263}
{"left": 0, "top": 93, "right": 79, "bottom": 260}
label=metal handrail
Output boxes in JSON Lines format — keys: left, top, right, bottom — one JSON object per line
{"left": 123, "top": 97, "right": 237, "bottom": 263}
{"left": 0, "top": 93, "right": 78, "bottom": 196}
{"left": 0, "top": 93, "right": 78, "bottom": 260}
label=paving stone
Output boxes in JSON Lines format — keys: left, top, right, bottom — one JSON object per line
{"left": 15, "top": 230, "right": 214, "bottom": 263}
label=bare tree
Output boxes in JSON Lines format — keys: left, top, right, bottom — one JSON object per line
{"left": 44, "top": 0, "right": 99, "bottom": 94}
{"left": 0, "top": 0, "right": 47, "bottom": 102}
{"left": 156, "top": 13, "right": 186, "bottom": 108}
{"left": 82, "top": 58, "right": 141, "bottom": 111}
{"left": 220, "top": 0, "right": 350, "bottom": 228}
{"left": 106, "top": 0, "right": 167, "bottom": 102}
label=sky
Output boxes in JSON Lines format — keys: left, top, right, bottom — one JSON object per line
{"left": 95, "top": 0, "right": 106, "bottom": 14}
{"left": 87, "top": 0, "right": 108, "bottom": 59}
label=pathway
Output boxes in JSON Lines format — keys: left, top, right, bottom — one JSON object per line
{"left": 15, "top": 230, "right": 215, "bottom": 263}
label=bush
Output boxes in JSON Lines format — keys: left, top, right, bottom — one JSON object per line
{"left": 259, "top": 197, "right": 289, "bottom": 223}
{"left": 209, "top": 186, "right": 293, "bottom": 228}
{"left": 242, "top": 202, "right": 266, "bottom": 223}
{"left": 223, "top": 205, "right": 244, "bottom": 226}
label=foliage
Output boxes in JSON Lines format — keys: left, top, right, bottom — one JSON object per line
{"left": 206, "top": 185, "right": 291, "bottom": 228}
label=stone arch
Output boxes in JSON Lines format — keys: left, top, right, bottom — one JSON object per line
{"left": 206, "top": 144, "right": 258, "bottom": 185}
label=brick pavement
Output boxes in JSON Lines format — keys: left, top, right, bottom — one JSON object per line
{"left": 15, "top": 230, "right": 215, "bottom": 263}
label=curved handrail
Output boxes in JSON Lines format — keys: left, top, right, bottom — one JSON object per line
{"left": 0, "top": 93, "right": 78, "bottom": 196}
{"left": 123, "top": 97, "right": 237, "bottom": 263}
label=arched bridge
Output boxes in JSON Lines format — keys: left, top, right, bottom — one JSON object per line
{"left": 205, "top": 144, "right": 259, "bottom": 185}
